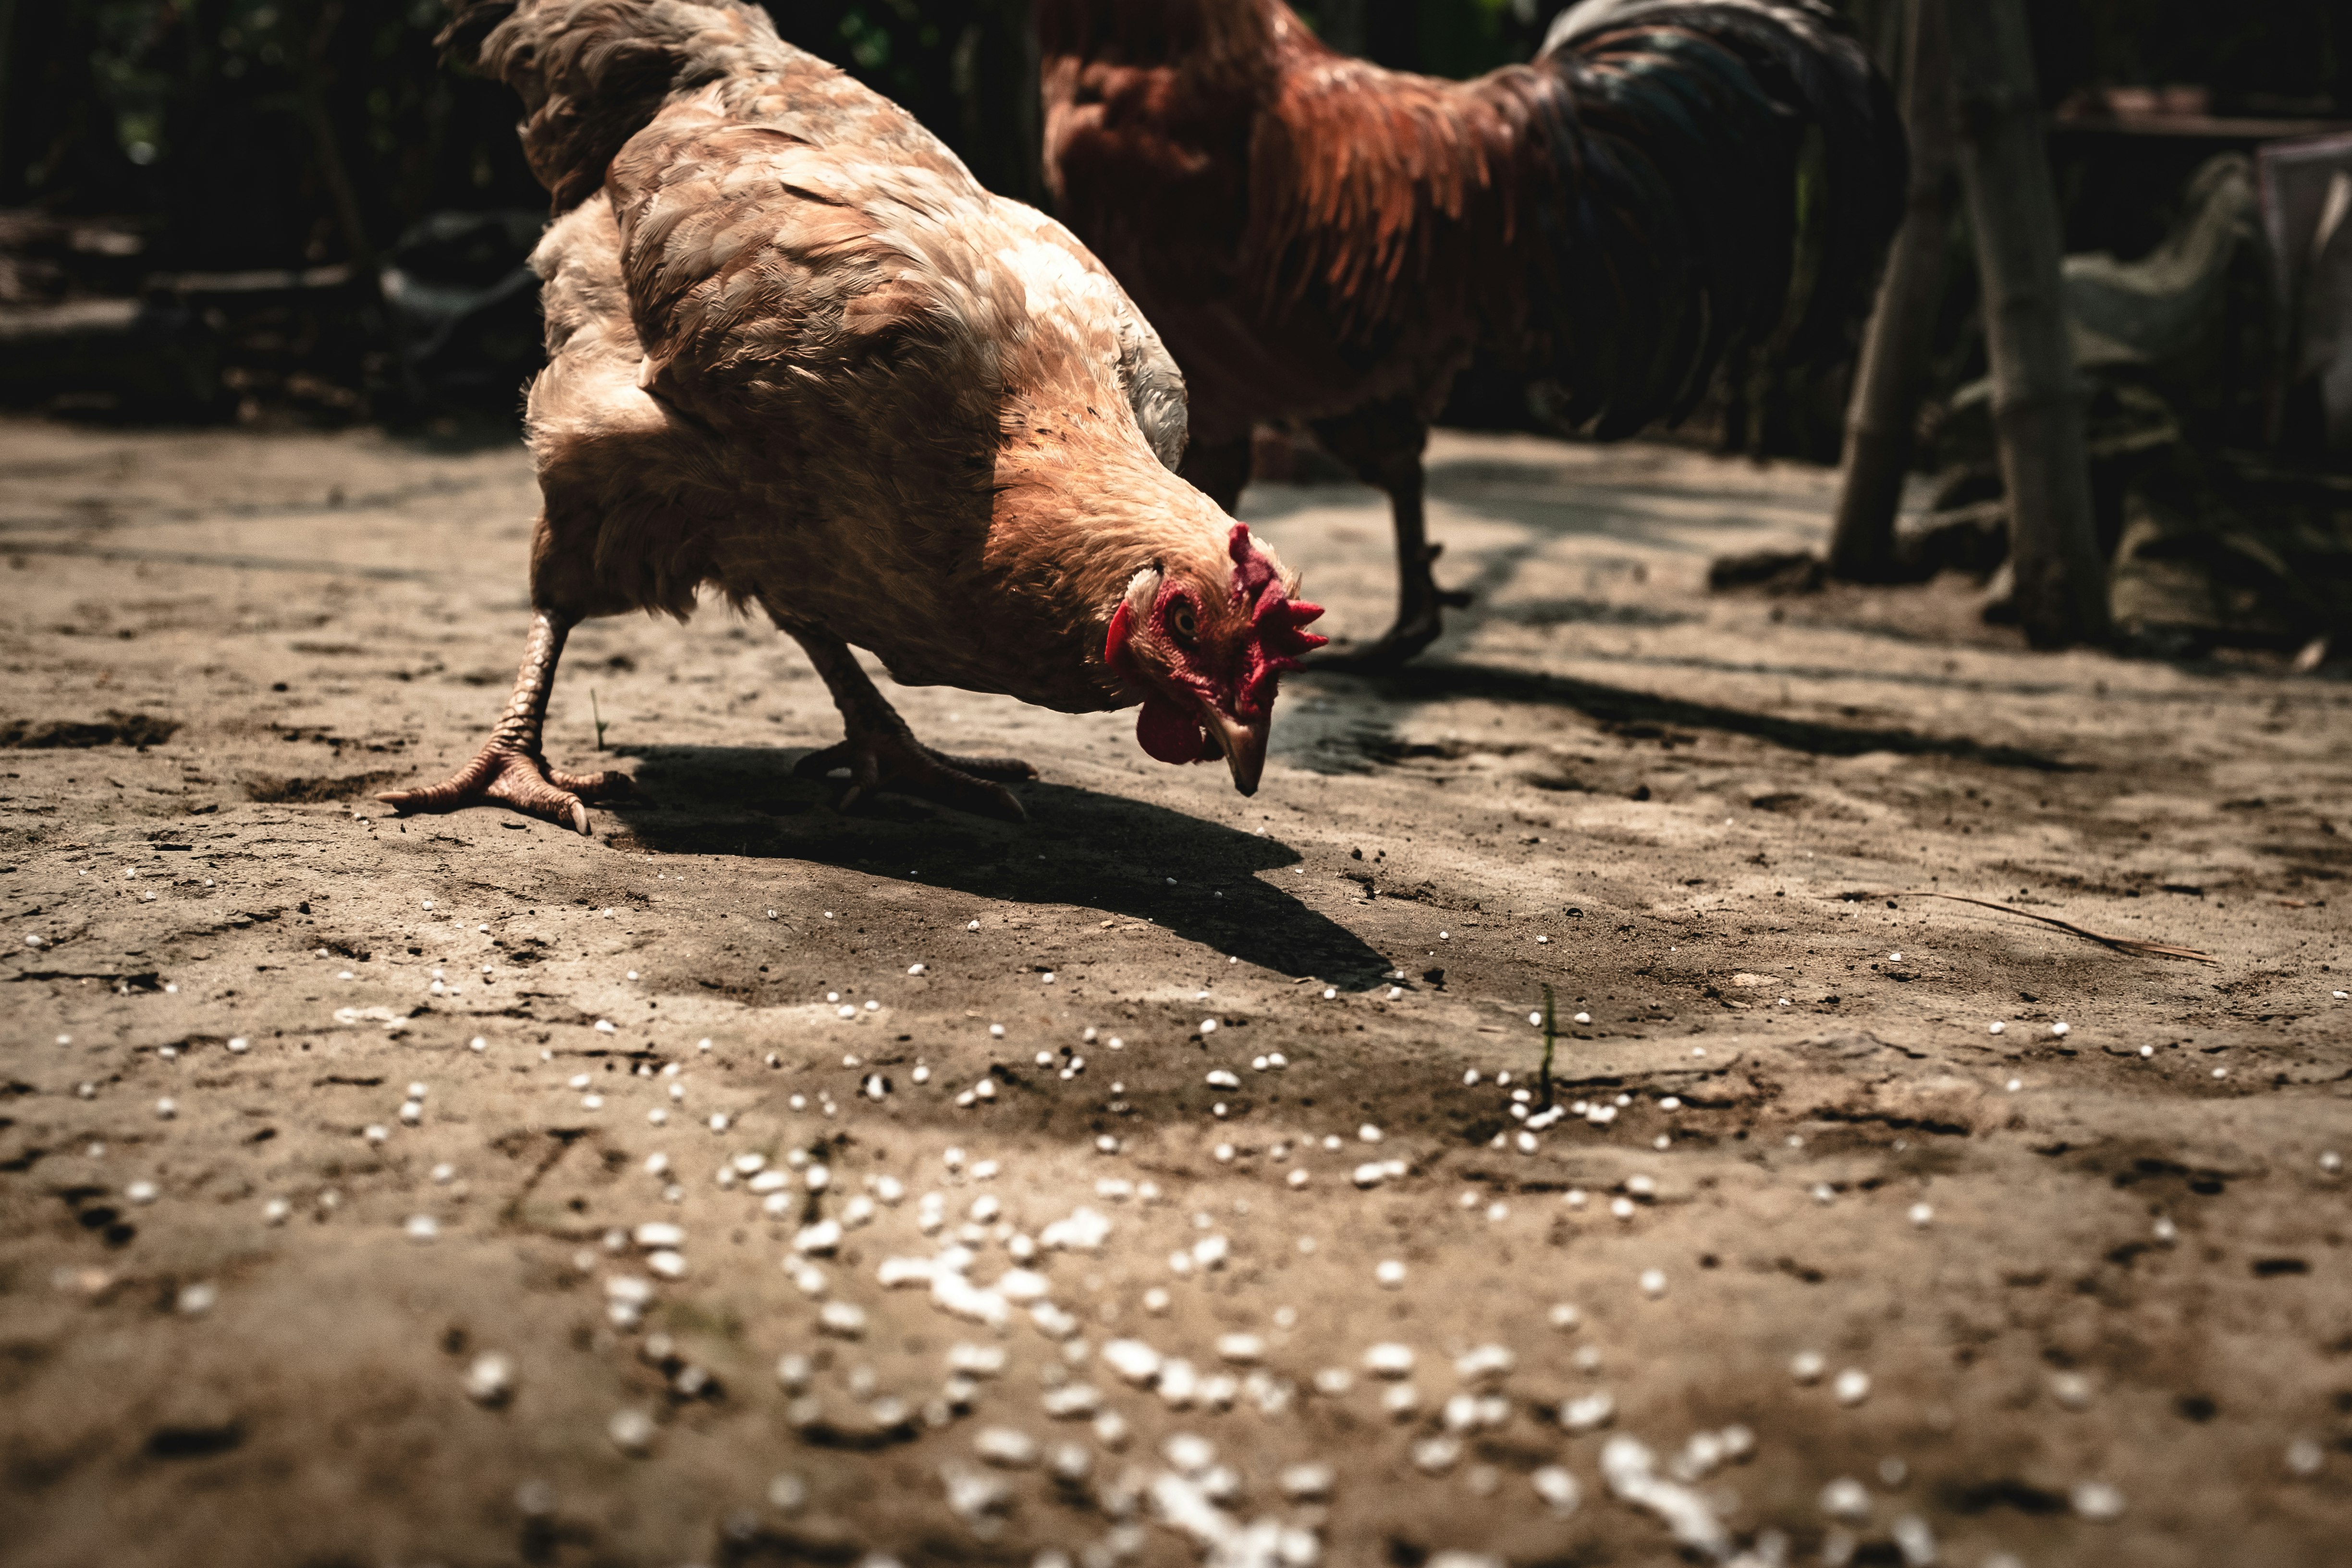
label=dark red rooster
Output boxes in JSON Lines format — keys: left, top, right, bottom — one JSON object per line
{"left": 1040, "top": 0, "right": 1906, "bottom": 663}
{"left": 380, "top": 0, "right": 1325, "bottom": 833}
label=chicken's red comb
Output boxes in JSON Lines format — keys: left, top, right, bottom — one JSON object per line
{"left": 1228, "top": 523, "right": 1326, "bottom": 716}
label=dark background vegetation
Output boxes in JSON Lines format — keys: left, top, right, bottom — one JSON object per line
{"left": 0, "top": 1, "right": 2343, "bottom": 441}
{"left": 10, "top": 2, "right": 2342, "bottom": 270}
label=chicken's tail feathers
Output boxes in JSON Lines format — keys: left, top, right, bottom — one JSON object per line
{"left": 1526, "top": 0, "right": 1906, "bottom": 436}
{"left": 435, "top": 0, "right": 782, "bottom": 211}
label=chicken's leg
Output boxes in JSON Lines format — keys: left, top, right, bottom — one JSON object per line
{"left": 376, "top": 610, "right": 629, "bottom": 834}
{"left": 1308, "top": 400, "right": 1471, "bottom": 669}
{"left": 787, "top": 626, "right": 1037, "bottom": 822}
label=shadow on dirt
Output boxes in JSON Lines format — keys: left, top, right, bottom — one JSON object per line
{"left": 602, "top": 744, "right": 1393, "bottom": 989}
{"left": 1310, "top": 660, "right": 2079, "bottom": 772}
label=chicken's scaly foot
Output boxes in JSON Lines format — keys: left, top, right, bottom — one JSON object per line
{"left": 794, "top": 730, "right": 1036, "bottom": 823}
{"left": 1312, "top": 544, "right": 1468, "bottom": 672}
{"left": 1312, "top": 617, "right": 1446, "bottom": 672}
{"left": 785, "top": 623, "right": 1036, "bottom": 822}
{"left": 376, "top": 609, "right": 629, "bottom": 835}
{"left": 378, "top": 740, "right": 630, "bottom": 835}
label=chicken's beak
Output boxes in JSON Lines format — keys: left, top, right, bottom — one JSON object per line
{"left": 1198, "top": 703, "right": 1268, "bottom": 796}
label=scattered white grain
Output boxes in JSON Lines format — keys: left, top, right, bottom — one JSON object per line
{"left": 1560, "top": 1392, "right": 1615, "bottom": 1433}
{"left": 2070, "top": 1481, "right": 2125, "bottom": 1521}
{"left": 1102, "top": 1340, "right": 1162, "bottom": 1384}
{"left": 1834, "top": 1368, "right": 1872, "bottom": 1406}
{"left": 974, "top": 1427, "right": 1038, "bottom": 1467}
{"left": 1819, "top": 1477, "right": 1871, "bottom": 1522}
{"left": 1374, "top": 1260, "right": 1406, "bottom": 1288}
{"left": 1281, "top": 1463, "right": 1334, "bottom": 1501}
{"left": 1456, "top": 1345, "right": 1514, "bottom": 1384}
{"left": 464, "top": 1352, "right": 514, "bottom": 1405}
{"left": 1532, "top": 1465, "right": 1580, "bottom": 1515}
{"left": 607, "top": 1408, "right": 654, "bottom": 1454}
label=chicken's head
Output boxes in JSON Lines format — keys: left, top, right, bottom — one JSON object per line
{"left": 1104, "top": 523, "right": 1326, "bottom": 795}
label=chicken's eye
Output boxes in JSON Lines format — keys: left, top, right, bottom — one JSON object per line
{"left": 1169, "top": 600, "right": 1198, "bottom": 641}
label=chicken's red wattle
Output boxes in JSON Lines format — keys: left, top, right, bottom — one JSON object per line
{"left": 1136, "top": 692, "right": 1215, "bottom": 764}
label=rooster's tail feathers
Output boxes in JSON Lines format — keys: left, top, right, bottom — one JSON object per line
{"left": 438, "top": 0, "right": 782, "bottom": 210}
{"left": 1527, "top": 0, "right": 1906, "bottom": 435}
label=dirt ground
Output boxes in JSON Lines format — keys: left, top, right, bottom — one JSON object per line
{"left": 1, "top": 414, "right": 2347, "bottom": 1568}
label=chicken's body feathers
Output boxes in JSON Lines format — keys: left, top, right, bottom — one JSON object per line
{"left": 1040, "top": 0, "right": 1902, "bottom": 663}
{"left": 451, "top": 0, "right": 1200, "bottom": 715}
{"left": 390, "top": 0, "right": 1307, "bottom": 830}
{"left": 1044, "top": 0, "right": 1901, "bottom": 450}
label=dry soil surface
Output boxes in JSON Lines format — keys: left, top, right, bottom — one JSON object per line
{"left": 1, "top": 417, "right": 2348, "bottom": 1568}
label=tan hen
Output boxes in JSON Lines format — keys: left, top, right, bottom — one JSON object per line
{"left": 382, "top": 0, "right": 1324, "bottom": 832}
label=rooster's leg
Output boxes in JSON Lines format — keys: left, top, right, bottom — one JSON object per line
{"left": 786, "top": 626, "right": 1037, "bottom": 823}
{"left": 1307, "top": 402, "right": 1470, "bottom": 669}
{"left": 376, "top": 609, "right": 629, "bottom": 835}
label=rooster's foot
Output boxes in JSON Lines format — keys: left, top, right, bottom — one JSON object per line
{"left": 1312, "top": 608, "right": 1453, "bottom": 672}
{"left": 377, "top": 742, "right": 633, "bottom": 835}
{"left": 796, "top": 730, "right": 1037, "bottom": 823}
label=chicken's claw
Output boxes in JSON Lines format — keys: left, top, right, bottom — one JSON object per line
{"left": 377, "top": 741, "right": 633, "bottom": 835}
{"left": 795, "top": 733, "right": 1036, "bottom": 823}
{"left": 1312, "top": 541, "right": 1467, "bottom": 670}
{"left": 1311, "top": 613, "right": 1448, "bottom": 672}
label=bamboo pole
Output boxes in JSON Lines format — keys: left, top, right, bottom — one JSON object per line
{"left": 1827, "top": 0, "right": 1957, "bottom": 581}
{"left": 1946, "top": 0, "right": 2111, "bottom": 646}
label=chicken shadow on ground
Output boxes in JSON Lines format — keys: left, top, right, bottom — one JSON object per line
{"left": 600, "top": 745, "right": 1394, "bottom": 989}
{"left": 1293, "top": 662, "right": 2078, "bottom": 775}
